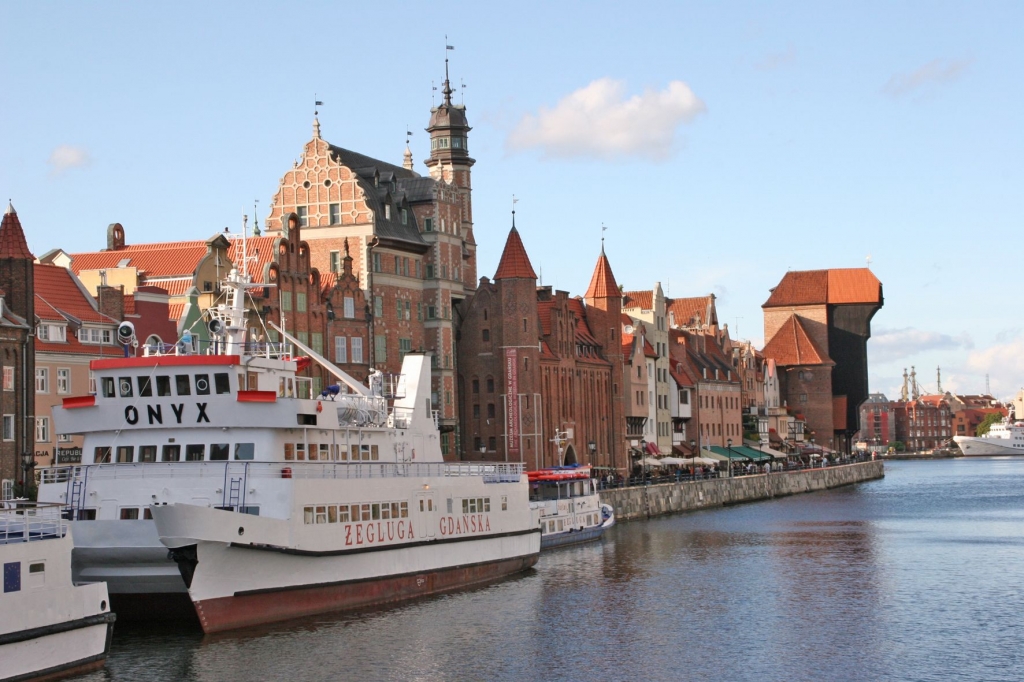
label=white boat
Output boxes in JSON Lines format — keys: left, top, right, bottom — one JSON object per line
{"left": 528, "top": 466, "right": 615, "bottom": 550}
{"left": 38, "top": 230, "right": 539, "bottom": 632}
{"left": 1, "top": 502, "right": 115, "bottom": 682}
{"left": 953, "top": 415, "right": 1024, "bottom": 456}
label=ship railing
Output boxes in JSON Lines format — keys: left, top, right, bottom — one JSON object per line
{"left": 39, "top": 461, "right": 524, "bottom": 485}
{"left": 0, "top": 502, "right": 66, "bottom": 544}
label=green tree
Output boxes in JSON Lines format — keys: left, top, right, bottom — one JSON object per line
{"left": 890, "top": 441, "right": 905, "bottom": 452}
{"left": 976, "top": 412, "right": 1004, "bottom": 436}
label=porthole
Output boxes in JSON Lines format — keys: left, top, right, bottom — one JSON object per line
{"left": 196, "top": 378, "right": 209, "bottom": 393}
{"left": 303, "top": 180, "right": 311, "bottom": 189}
{"left": 324, "top": 179, "right": 332, "bottom": 187}
{"left": 238, "top": 526, "right": 245, "bottom": 536}
{"left": 101, "top": 600, "right": 107, "bottom": 611}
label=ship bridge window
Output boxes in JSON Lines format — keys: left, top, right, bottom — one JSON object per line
{"left": 94, "top": 446, "right": 111, "bottom": 463}
{"left": 139, "top": 445, "right": 157, "bottom": 462}
{"left": 350, "top": 444, "right": 380, "bottom": 461}
{"left": 156, "top": 376, "right": 171, "bottom": 397}
{"left": 101, "top": 377, "right": 115, "bottom": 398}
{"left": 215, "top": 373, "right": 231, "bottom": 394}
{"left": 116, "top": 446, "right": 134, "bottom": 463}
{"left": 138, "top": 376, "right": 153, "bottom": 397}
{"left": 462, "top": 497, "right": 490, "bottom": 514}
{"left": 234, "top": 443, "right": 255, "bottom": 460}
{"left": 185, "top": 444, "right": 205, "bottom": 461}
{"left": 162, "top": 445, "right": 181, "bottom": 462}
{"left": 176, "top": 375, "right": 191, "bottom": 396}
{"left": 195, "top": 374, "right": 211, "bottom": 396}
{"left": 119, "top": 508, "right": 139, "bottom": 520}
{"left": 119, "top": 378, "right": 133, "bottom": 398}
{"left": 210, "top": 443, "right": 229, "bottom": 461}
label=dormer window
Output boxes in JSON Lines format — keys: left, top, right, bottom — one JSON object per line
{"left": 384, "top": 204, "right": 391, "bottom": 220}
{"left": 401, "top": 208, "right": 408, "bottom": 225}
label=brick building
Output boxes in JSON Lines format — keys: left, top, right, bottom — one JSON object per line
{"left": 858, "top": 393, "right": 896, "bottom": 447}
{"left": 762, "top": 268, "right": 883, "bottom": 453}
{"left": 0, "top": 203, "right": 34, "bottom": 496}
{"left": 262, "top": 72, "right": 477, "bottom": 453}
{"left": 457, "top": 227, "right": 625, "bottom": 470}
{"left": 893, "top": 397, "right": 953, "bottom": 451}
{"left": 669, "top": 329, "right": 743, "bottom": 449}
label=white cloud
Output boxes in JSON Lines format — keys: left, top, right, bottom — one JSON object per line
{"left": 47, "top": 145, "right": 92, "bottom": 175}
{"left": 869, "top": 327, "right": 973, "bottom": 363}
{"left": 507, "top": 78, "right": 706, "bottom": 161}
{"left": 883, "top": 58, "right": 972, "bottom": 97}
{"left": 966, "top": 335, "right": 1024, "bottom": 399}
{"left": 755, "top": 46, "right": 796, "bottom": 71}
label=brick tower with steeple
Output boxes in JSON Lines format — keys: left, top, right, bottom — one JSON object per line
{"left": 0, "top": 203, "right": 35, "bottom": 490}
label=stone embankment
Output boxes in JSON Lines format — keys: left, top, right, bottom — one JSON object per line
{"left": 601, "top": 460, "right": 884, "bottom": 522}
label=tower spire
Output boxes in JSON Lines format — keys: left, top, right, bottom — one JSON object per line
{"left": 443, "top": 38, "right": 454, "bottom": 105}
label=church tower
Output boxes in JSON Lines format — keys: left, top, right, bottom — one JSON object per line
{"left": 584, "top": 246, "right": 626, "bottom": 472}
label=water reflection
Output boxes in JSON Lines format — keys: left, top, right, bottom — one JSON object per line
{"left": 75, "top": 459, "right": 1024, "bottom": 682}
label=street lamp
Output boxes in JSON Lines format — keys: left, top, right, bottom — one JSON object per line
{"left": 639, "top": 439, "right": 647, "bottom": 485}
{"left": 20, "top": 450, "right": 35, "bottom": 494}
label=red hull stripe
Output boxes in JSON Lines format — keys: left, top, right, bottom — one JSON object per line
{"left": 62, "top": 395, "right": 96, "bottom": 409}
{"left": 236, "top": 390, "right": 277, "bottom": 403}
{"left": 194, "top": 553, "right": 539, "bottom": 633}
{"left": 90, "top": 355, "right": 241, "bottom": 370}
{"left": 232, "top": 527, "right": 540, "bottom": 558}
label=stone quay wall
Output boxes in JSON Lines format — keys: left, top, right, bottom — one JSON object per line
{"left": 601, "top": 460, "right": 885, "bottom": 522}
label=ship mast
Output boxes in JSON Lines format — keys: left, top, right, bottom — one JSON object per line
{"left": 209, "top": 215, "right": 264, "bottom": 357}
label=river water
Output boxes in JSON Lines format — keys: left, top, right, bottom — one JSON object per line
{"left": 73, "top": 458, "right": 1023, "bottom": 682}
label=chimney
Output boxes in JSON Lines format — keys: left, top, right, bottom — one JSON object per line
{"left": 97, "top": 284, "right": 125, "bottom": 322}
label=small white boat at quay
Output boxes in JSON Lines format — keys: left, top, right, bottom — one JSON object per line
{"left": 38, "top": 230, "right": 539, "bottom": 632}
{"left": 528, "top": 466, "right": 615, "bottom": 550}
{"left": 0, "top": 502, "right": 115, "bottom": 682}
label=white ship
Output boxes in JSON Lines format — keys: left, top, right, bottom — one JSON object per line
{"left": 953, "top": 413, "right": 1024, "bottom": 456}
{"left": 38, "top": 228, "right": 539, "bottom": 631}
{"left": 528, "top": 466, "right": 615, "bottom": 550}
{"left": 1, "top": 503, "right": 115, "bottom": 682}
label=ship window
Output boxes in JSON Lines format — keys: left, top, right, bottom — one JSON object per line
{"left": 94, "top": 446, "right": 111, "bottom": 463}
{"left": 215, "top": 373, "right": 231, "bottom": 394}
{"left": 296, "top": 444, "right": 306, "bottom": 460}
{"left": 195, "top": 374, "right": 211, "bottom": 396}
{"left": 156, "top": 376, "right": 171, "bottom": 396}
{"left": 371, "top": 503, "right": 381, "bottom": 520}
{"left": 185, "top": 444, "right": 205, "bottom": 461}
{"left": 351, "top": 505, "right": 362, "bottom": 522}
{"left": 315, "top": 506, "right": 328, "bottom": 524}
{"left": 502, "top": 495, "right": 508, "bottom": 511}
{"left": 162, "top": 445, "right": 181, "bottom": 462}
{"left": 139, "top": 445, "right": 157, "bottom": 462}
{"left": 319, "top": 444, "right": 330, "bottom": 461}
{"left": 176, "top": 375, "right": 191, "bottom": 395}
{"left": 284, "top": 444, "right": 294, "bottom": 460}
{"left": 234, "top": 443, "right": 255, "bottom": 460}
{"left": 138, "top": 376, "right": 153, "bottom": 397}
{"left": 328, "top": 506, "right": 338, "bottom": 523}
{"left": 304, "top": 507, "right": 313, "bottom": 524}
{"left": 144, "top": 509, "right": 153, "bottom": 520}
{"left": 101, "top": 377, "right": 115, "bottom": 398}
{"left": 119, "top": 508, "right": 139, "bottom": 520}
{"left": 210, "top": 443, "right": 229, "bottom": 461}
{"left": 239, "top": 506, "right": 259, "bottom": 516}
{"left": 400, "top": 502, "right": 409, "bottom": 518}
{"left": 338, "top": 505, "right": 350, "bottom": 522}
{"left": 29, "top": 562, "right": 44, "bottom": 574}
{"left": 116, "top": 446, "right": 134, "bottom": 463}
{"left": 307, "top": 444, "right": 319, "bottom": 461}
{"left": 361, "top": 503, "right": 371, "bottom": 519}
{"left": 118, "top": 377, "right": 133, "bottom": 397}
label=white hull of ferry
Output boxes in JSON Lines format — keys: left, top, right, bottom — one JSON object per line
{"left": 1, "top": 513, "right": 116, "bottom": 682}
{"left": 152, "top": 478, "right": 540, "bottom": 633}
{"left": 953, "top": 436, "right": 1024, "bottom": 457}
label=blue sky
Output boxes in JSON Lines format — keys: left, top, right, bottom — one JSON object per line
{"left": 2, "top": 1, "right": 1022, "bottom": 400}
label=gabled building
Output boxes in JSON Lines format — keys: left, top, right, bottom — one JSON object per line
{"left": 621, "top": 316, "right": 654, "bottom": 454}
{"left": 622, "top": 285, "right": 670, "bottom": 453}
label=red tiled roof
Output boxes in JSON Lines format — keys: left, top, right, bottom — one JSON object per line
{"left": 320, "top": 271, "right": 338, "bottom": 295}
{"left": 238, "top": 236, "right": 279, "bottom": 284}
{"left": 123, "top": 297, "right": 136, "bottom": 316}
{"left": 622, "top": 290, "right": 652, "bottom": 310}
{"left": 493, "top": 227, "right": 537, "bottom": 280}
{"left": 0, "top": 203, "right": 33, "bottom": 259}
{"left": 567, "top": 298, "right": 601, "bottom": 347}
{"left": 670, "top": 364, "right": 694, "bottom": 388}
{"left": 143, "top": 278, "right": 194, "bottom": 297}
{"left": 537, "top": 299, "right": 555, "bottom": 336}
{"left": 643, "top": 337, "right": 658, "bottom": 358}
{"left": 764, "top": 268, "right": 882, "bottom": 307}
{"left": 584, "top": 250, "right": 618, "bottom": 299}
{"left": 762, "top": 314, "right": 833, "bottom": 366}
{"left": 539, "top": 340, "right": 558, "bottom": 360}
{"left": 34, "top": 264, "right": 116, "bottom": 324}
{"left": 666, "top": 295, "right": 715, "bottom": 328}
{"left": 621, "top": 332, "right": 635, "bottom": 357}
{"left": 167, "top": 303, "right": 185, "bottom": 323}
{"left": 70, "top": 240, "right": 210, "bottom": 278}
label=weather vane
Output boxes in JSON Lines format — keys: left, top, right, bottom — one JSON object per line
{"left": 512, "top": 194, "right": 519, "bottom": 227}
{"left": 314, "top": 94, "right": 322, "bottom": 117}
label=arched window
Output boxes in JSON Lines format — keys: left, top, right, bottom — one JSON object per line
{"left": 486, "top": 376, "right": 495, "bottom": 393}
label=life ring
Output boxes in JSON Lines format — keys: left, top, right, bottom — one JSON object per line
{"left": 281, "top": 467, "right": 292, "bottom": 479}
{"left": 316, "top": 401, "right": 323, "bottom": 413}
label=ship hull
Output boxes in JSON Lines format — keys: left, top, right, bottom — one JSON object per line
{"left": 954, "top": 437, "right": 1024, "bottom": 457}
{"left": 540, "top": 523, "right": 607, "bottom": 550}
{"left": 192, "top": 549, "right": 538, "bottom": 633}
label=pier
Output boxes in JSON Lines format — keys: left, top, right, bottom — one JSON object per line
{"left": 601, "top": 460, "right": 884, "bottom": 522}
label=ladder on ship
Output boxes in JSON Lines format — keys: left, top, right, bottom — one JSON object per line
{"left": 65, "top": 467, "right": 87, "bottom": 520}
{"left": 221, "top": 462, "right": 248, "bottom": 511}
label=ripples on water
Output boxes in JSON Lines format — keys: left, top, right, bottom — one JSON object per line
{"left": 74, "top": 459, "right": 1024, "bottom": 682}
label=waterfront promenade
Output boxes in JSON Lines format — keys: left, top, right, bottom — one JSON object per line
{"left": 602, "top": 460, "right": 885, "bottom": 521}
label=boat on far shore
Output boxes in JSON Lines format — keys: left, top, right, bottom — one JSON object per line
{"left": 528, "top": 465, "right": 614, "bottom": 550}
{"left": 953, "top": 413, "right": 1024, "bottom": 456}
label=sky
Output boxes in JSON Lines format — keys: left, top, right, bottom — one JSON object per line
{"left": 2, "top": 1, "right": 1022, "bottom": 401}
